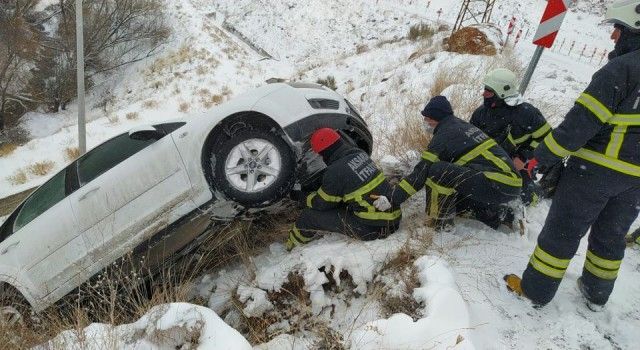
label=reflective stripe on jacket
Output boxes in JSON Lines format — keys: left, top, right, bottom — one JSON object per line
{"left": 535, "top": 49, "right": 640, "bottom": 177}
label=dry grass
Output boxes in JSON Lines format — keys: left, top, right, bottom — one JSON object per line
{"left": 126, "top": 112, "right": 139, "bottom": 120}
{"left": 143, "top": 100, "right": 159, "bottom": 109}
{"left": 376, "top": 247, "right": 423, "bottom": 320}
{"left": 178, "top": 102, "right": 190, "bottom": 113}
{"left": 316, "top": 76, "right": 337, "bottom": 91}
{"left": 27, "top": 161, "right": 55, "bottom": 176}
{"left": 106, "top": 113, "right": 119, "bottom": 124}
{"left": 448, "top": 26, "right": 497, "bottom": 56}
{"left": 355, "top": 44, "right": 369, "bottom": 54}
{"left": 0, "top": 143, "right": 17, "bottom": 158}
{"left": 64, "top": 147, "right": 80, "bottom": 161}
{"left": 407, "top": 23, "right": 436, "bottom": 41}
{"left": 7, "top": 169, "right": 27, "bottom": 185}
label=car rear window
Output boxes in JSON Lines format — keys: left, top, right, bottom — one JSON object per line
{"left": 13, "top": 170, "right": 67, "bottom": 232}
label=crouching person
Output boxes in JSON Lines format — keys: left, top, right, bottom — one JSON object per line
{"left": 285, "top": 128, "right": 402, "bottom": 251}
{"left": 375, "top": 96, "right": 522, "bottom": 231}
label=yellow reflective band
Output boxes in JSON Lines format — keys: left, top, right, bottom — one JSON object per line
{"left": 422, "top": 151, "right": 439, "bottom": 162}
{"left": 574, "top": 148, "right": 640, "bottom": 177}
{"left": 530, "top": 140, "right": 540, "bottom": 148}
{"left": 533, "top": 246, "right": 571, "bottom": 269}
{"left": 306, "top": 192, "right": 317, "bottom": 208}
{"left": 609, "top": 114, "right": 640, "bottom": 126}
{"left": 584, "top": 260, "right": 619, "bottom": 280}
{"left": 484, "top": 172, "right": 523, "bottom": 187}
{"left": 543, "top": 134, "right": 572, "bottom": 158}
{"left": 481, "top": 150, "right": 512, "bottom": 173}
{"left": 291, "top": 225, "right": 313, "bottom": 243}
{"left": 354, "top": 209, "right": 402, "bottom": 221}
{"left": 605, "top": 125, "right": 627, "bottom": 158}
{"left": 318, "top": 188, "right": 342, "bottom": 203}
{"left": 532, "top": 123, "right": 552, "bottom": 139}
{"left": 426, "top": 178, "right": 456, "bottom": 195}
{"left": 529, "top": 256, "right": 566, "bottom": 279}
{"left": 399, "top": 179, "right": 418, "bottom": 196}
{"left": 507, "top": 133, "right": 517, "bottom": 146}
{"left": 343, "top": 173, "right": 385, "bottom": 201}
{"left": 455, "top": 139, "right": 497, "bottom": 166}
{"left": 636, "top": 235, "right": 640, "bottom": 245}
{"left": 576, "top": 93, "right": 613, "bottom": 123}
{"left": 511, "top": 133, "right": 532, "bottom": 145}
{"left": 586, "top": 250, "right": 622, "bottom": 270}
{"left": 428, "top": 187, "right": 439, "bottom": 218}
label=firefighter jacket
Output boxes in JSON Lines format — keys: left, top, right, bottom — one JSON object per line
{"left": 305, "top": 144, "right": 402, "bottom": 227}
{"left": 471, "top": 102, "right": 551, "bottom": 161}
{"left": 390, "top": 115, "right": 522, "bottom": 204}
{"left": 535, "top": 48, "right": 640, "bottom": 178}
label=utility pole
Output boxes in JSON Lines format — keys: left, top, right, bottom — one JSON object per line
{"left": 452, "top": 0, "right": 496, "bottom": 33}
{"left": 75, "top": 0, "right": 86, "bottom": 155}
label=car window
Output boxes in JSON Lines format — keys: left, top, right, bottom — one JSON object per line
{"left": 13, "top": 170, "right": 67, "bottom": 232}
{"left": 77, "top": 133, "right": 156, "bottom": 186}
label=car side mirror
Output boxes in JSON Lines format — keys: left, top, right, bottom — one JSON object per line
{"left": 128, "top": 125, "right": 164, "bottom": 141}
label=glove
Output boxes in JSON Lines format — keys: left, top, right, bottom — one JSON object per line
{"left": 538, "top": 161, "right": 564, "bottom": 198}
{"left": 525, "top": 158, "right": 538, "bottom": 178}
{"left": 371, "top": 195, "right": 392, "bottom": 211}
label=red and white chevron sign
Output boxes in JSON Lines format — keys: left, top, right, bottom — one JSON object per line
{"left": 532, "top": 0, "right": 572, "bottom": 48}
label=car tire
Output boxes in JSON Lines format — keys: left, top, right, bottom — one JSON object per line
{"left": 0, "top": 284, "right": 29, "bottom": 327}
{"left": 212, "top": 129, "right": 295, "bottom": 207}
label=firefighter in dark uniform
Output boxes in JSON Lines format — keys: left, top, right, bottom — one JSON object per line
{"left": 285, "top": 128, "right": 401, "bottom": 250}
{"left": 505, "top": 0, "right": 640, "bottom": 309}
{"left": 373, "top": 96, "right": 522, "bottom": 230}
{"left": 471, "top": 68, "right": 552, "bottom": 205}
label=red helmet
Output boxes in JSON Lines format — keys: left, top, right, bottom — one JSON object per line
{"left": 310, "top": 128, "right": 341, "bottom": 154}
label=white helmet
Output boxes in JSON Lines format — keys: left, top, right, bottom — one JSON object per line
{"left": 484, "top": 68, "right": 518, "bottom": 99}
{"left": 605, "top": 0, "right": 640, "bottom": 30}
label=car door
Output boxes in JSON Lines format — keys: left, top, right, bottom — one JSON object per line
{"left": 71, "top": 123, "right": 193, "bottom": 270}
{"left": 0, "top": 166, "right": 87, "bottom": 298}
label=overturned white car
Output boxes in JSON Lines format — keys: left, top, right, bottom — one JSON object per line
{"left": 0, "top": 83, "right": 372, "bottom": 317}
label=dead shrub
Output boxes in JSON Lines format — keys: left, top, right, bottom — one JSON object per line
{"left": 376, "top": 245, "right": 423, "bottom": 321}
{"left": 355, "top": 44, "right": 369, "bottom": 54}
{"left": 106, "top": 113, "right": 120, "bottom": 124}
{"left": 7, "top": 169, "right": 27, "bottom": 185}
{"left": 27, "top": 161, "right": 55, "bottom": 176}
{"left": 448, "top": 26, "right": 497, "bottom": 56}
{"left": 407, "top": 23, "right": 436, "bottom": 41}
{"left": 126, "top": 112, "right": 139, "bottom": 120}
{"left": 0, "top": 143, "right": 17, "bottom": 157}
{"left": 178, "top": 102, "right": 190, "bottom": 113}
{"left": 316, "top": 76, "right": 337, "bottom": 91}
{"left": 64, "top": 147, "right": 80, "bottom": 161}
{"left": 196, "top": 65, "right": 208, "bottom": 75}
{"left": 143, "top": 100, "right": 159, "bottom": 109}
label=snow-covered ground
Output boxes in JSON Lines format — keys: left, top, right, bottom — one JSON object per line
{"left": 3, "top": 0, "right": 639, "bottom": 348}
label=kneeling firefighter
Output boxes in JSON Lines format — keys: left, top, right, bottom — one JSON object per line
{"left": 374, "top": 96, "right": 522, "bottom": 230}
{"left": 285, "top": 128, "right": 401, "bottom": 250}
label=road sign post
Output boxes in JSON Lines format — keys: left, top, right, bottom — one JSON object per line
{"left": 520, "top": 0, "right": 572, "bottom": 94}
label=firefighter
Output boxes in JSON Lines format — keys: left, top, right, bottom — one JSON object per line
{"left": 470, "top": 68, "right": 552, "bottom": 205}
{"left": 285, "top": 128, "right": 401, "bottom": 251}
{"left": 373, "top": 96, "right": 522, "bottom": 231}
{"left": 504, "top": 0, "right": 640, "bottom": 309}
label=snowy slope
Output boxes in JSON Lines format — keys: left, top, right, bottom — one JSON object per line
{"left": 4, "top": 0, "right": 639, "bottom": 348}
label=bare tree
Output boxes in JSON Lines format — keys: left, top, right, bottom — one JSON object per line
{"left": 0, "top": 0, "right": 41, "bottom": 130}
{"left": 28, "top": 0, "right": 169, "bottom": 112}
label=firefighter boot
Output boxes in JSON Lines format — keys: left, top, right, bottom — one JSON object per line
{"left": 577, "top": 277, "right": 605, "bottom": 312}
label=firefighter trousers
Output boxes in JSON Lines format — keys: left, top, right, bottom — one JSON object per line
{"left": 425, "top": 162, "right": 521, "bottom": 229}
{"left": 294, "top": 207, "right": 400, "bottom": 242}
{"left": 522, "top": 158, "right": 640, "bottom": 305}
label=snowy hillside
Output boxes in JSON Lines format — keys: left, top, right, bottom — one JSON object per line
{"left": 2, "top": 0, "right": 639, "bottom": 349}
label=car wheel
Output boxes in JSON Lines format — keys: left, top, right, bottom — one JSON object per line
{"left": 0, "top": 284, "right": 28, "bottom": 328}
{"left": 212, "top": 129, "right": 295, "bottom": 207}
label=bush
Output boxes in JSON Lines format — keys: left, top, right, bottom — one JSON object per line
{"left": 448, "top": 26, "right": 497, "bottom": 56}
{"left": 0, "top": 143, "right": 17, "bottom": 158}
{"left": 316, "top": 76, "right": 337, "bottom": 91}
{"left": 27, "top": 161, "right": 55, "bottom": 176}
{"left": 407, "top": 23, "right": 436, "bottom": 41}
